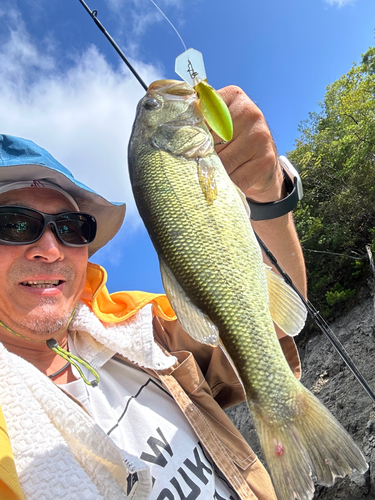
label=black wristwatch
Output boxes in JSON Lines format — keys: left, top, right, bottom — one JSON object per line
{"left": 247, "top": 156, "right": 303, "bottom": 221}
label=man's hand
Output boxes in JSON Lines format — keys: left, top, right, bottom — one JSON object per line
{"left": 213, "top": 85, "right": 285, "bottom": 203}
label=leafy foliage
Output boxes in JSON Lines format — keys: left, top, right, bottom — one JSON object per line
{"left": 288, "top": 44, "right": 375, "bottom": 319}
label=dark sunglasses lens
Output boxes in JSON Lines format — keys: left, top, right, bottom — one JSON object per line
{"left": 0, "top": 210, "right": 43, "bottom": 242}
{"left": 56, "top": 214, "right": 96, "bottom": 245}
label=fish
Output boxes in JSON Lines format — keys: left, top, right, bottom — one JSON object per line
{"left": 128, "top": 79, "right": 368, "bottom": 500}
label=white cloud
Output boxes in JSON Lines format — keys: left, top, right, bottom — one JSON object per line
{"left": 324, "top": 0, "right": 355, "bottom": 6}
{"left": 0, "top": 6, "right": 168, "bottom": 264}
{"left": 0, "top": 8, "right": 164, "bottom": 235}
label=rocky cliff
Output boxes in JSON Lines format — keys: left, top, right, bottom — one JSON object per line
{"left": 226, "top": 287, "right": 375, "bottom": 499}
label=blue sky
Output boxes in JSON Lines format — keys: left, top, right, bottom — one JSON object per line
{"left": 0, "top": 0, "right": 374, "bottom": 294}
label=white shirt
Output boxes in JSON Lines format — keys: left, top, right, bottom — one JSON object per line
{"left": 63, "top": 340, "right": 239, "bottom": 500}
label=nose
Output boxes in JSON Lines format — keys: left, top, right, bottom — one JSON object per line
{"left": 24, "top": 225, "right": 65, "bottom": 262}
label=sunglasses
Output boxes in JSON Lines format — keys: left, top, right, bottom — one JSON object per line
{"left": 0, "top": 206, "right": 97, "bottom": 247}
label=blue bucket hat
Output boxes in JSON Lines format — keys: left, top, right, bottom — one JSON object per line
{"left": 0, "top": 135, "right": 126, "bottom": 256}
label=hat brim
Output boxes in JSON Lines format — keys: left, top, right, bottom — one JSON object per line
{"left": 0, "top": 164, "right": 126, "bottom": 257}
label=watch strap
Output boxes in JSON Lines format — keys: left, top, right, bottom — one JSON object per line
{"left": 247, "top": 166, "right": 299, "bottom": 221}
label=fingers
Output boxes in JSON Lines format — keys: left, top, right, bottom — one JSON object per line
{"left": 213, "top": 86, "right": 282, "bottom": 201}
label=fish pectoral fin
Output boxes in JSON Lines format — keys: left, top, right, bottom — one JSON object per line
{"left": 265, "top": 266, "right": 307, "bottom": 336}
{"left": 197, "top": 158, "right": 218, "bottom": 205}
{"left": 160, "top": 259, "right": 220, "bottom": 346}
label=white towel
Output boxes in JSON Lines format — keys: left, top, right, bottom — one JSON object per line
{"left": 70, "top": 302, "right": 177, "bottom": 371}
{"left": 0, "top": 301, "right": 178, "bottom": 499}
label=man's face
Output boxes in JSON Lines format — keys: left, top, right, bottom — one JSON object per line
{"left": 0, "top": 188, "right": 88, "bottom": 337}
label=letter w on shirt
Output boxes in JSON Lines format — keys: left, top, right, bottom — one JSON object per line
{"left": 141, "top": 427, "right": 174, "bottom": 467}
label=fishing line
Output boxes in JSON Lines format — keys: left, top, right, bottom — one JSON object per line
{"left": 255, "top": 232, "right": 375, "bottom": 405}
{"left": 77, "top": 0, "right": 375, "bottom": 404}
{"left": 150, "top": 0, "right": 187, "bottom": 52}
{"left": 303, "top": 248, "right": 367, "bottom": 260}
{"left": 149, "top": 1, "right": 200, "bottom": 83}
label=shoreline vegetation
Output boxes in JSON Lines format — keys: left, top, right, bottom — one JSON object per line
{"left": 288, "top": 43, "right": 375, "bottom": 324}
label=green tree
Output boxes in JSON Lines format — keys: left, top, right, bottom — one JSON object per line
{"left": 289, "top": 45, "right": 375, "bottom": 318}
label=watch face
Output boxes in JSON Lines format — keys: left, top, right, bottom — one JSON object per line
{"left": 279, "top": 156, "right": 303, "bottom": 200}
{"left": 296, "top": 176, "right": 303, "bottom": 200}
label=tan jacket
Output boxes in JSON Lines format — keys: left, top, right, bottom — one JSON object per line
{"left": 0, "top": 264, "right": 301, "bottom": 500}
{"left": 145, "top": 316, "right": 301, "bottom": 500}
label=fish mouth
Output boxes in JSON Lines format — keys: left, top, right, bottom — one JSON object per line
{"left": 148, "top": 79, "right": 195, "bottom": 97}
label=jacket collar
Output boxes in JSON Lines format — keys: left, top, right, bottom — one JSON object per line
{"left": 80, "top": 262, "right": 176, "bottom": 324}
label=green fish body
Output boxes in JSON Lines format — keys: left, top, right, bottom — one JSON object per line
{"left": 128, "top": 80, "right": 367, "bottom": 500}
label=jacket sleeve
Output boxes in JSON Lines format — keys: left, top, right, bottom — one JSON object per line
{"left": 153, "top": 316, "right": 301, "bottom": 409}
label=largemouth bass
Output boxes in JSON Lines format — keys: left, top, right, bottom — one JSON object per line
{"left": 128, "top": 79, "right": 368, "bottom": 500}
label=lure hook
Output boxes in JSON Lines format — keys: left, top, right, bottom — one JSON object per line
{"left": 187, "top": 60, "right": 198, "bottom": 80}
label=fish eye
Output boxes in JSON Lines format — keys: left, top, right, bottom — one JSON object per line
{"left": 144, "top": 98, "right": 161, "bottom": 110}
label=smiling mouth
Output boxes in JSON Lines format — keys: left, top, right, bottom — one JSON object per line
{"left": 21, "top": 280, "right": 63, "bottom": 288}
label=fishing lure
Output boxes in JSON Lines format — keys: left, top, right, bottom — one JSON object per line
{"left": 175, "top": 48, "right": 233, "bottom": 142}
{"left": 149, "top": 0, "right": 233, "bottom": 141}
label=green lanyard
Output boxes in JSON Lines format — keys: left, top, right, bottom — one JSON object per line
{"left": 0, "top": 304, "right": 100, "bottom": 387}
{"left": 46, "top": 338, "right": 99, "bottom": 387}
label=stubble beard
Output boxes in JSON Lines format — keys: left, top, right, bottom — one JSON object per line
{"left": 8, "top": 263, "right": 78, "bottom": 336}
{"left": 16, "top": 297, "right": 75, "bottom": 335}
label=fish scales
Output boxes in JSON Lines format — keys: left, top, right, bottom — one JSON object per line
{"left": 128, "top": 79, "right": 368, "bottom": 500}
{"left": 130, "top": 142, "right": 295, "bottom": 407}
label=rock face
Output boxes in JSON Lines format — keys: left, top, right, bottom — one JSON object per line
{"left": 226, "top": 289, "right": 375, "bottom": 499}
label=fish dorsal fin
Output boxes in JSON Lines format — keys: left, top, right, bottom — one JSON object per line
{"left": 265, "top": 265, "right": 307, "bottom": 337}
{"left": 160, "top": 258, "right": 219, "bottom": 346}
{"left": 233, "top": 183, "right": 251, "bottom": 218}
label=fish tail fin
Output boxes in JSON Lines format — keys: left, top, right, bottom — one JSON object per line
{"left": 248, "top": 386, "right": 368, "bottom": 500}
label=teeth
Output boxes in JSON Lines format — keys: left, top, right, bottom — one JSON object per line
{"left": 21, "top": 280, "right": 60, "bottom": 287}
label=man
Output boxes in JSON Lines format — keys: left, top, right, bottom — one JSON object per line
{"left": 0, "top": 86, "right": 306, "bottom": 500}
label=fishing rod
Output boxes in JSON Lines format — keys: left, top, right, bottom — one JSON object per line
{"left": 77, "top": 0, "right": 148, "bottom": 91}
{"left": 77, "top": 0, "right": 375, "bottom": 405}
{"left": 256, "top": 233, "right": 375, "bottom": 405}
